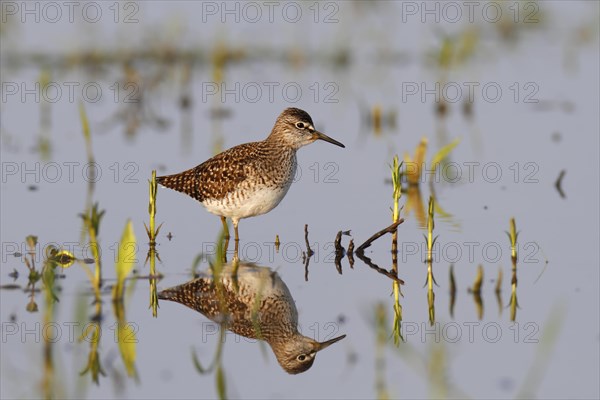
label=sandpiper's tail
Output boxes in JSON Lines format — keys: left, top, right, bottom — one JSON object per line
{"left": 157, "top": 169, "right": 203, "bottom": 202}
{"left": 157, "top": 280, "right": 201, "bottom": 306}
{"left": 158, "top": 278, "right": 217, "bottom": 315}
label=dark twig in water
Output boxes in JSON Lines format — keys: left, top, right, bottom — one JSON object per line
{"left": 334, "top": 231, "right": 343, "bottom": 250}
{"left": 304, "top": 224, "right": 314, "bottom": 257}
{"left": 302, "top": 251, "right": 310, "bottom": 282}
{"left": 347, "top": 239, "right": 355, "bottom": 269}
{"left": 356, "top": 219, "right": 404, "bottom": 253}
{"left": 355, "top": 220, "right": 405, "bottom": 283}
{"left": 355, "top": 251, "right": 404, "bottom": 284}
{"left": 334, "top": 231, "right": 345, "bottom": 275}
{"left": 302, "top": 224, "right": 315, "bottom": 282}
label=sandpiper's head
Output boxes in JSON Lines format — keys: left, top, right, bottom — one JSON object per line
{"left": 270, "top": 108, "right": 345, "bottom": 150}
{"left": 271, "top": 333, "right": 346, "bottom": 374}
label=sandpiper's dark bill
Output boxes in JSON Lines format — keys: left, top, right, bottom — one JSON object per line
{"left": 313, "top": 130, "right": 345, "bottom": 148}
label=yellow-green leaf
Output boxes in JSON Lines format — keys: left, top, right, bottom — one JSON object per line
{"left": 26, "top": 235, "right": 38, "bottom": 251}
{"left": 79, "top": 102, "right": 91, "bottom": 142}
{"left": 113, "top": 220, "right": 136, "bottom": 300}
{"left": 439, "top": 37, "right": 454, "bottom": 69}
{"left": 116, "top": 321, "right": 137, "bottom": 378}
{"left": 405, "top": 138, "right": 428, "bottom": 186}
{"left": 431, "top": 137, "right": 461, "bottom": 171}
{"left": 472, "top": 265, "right": 483, "bottom": 293}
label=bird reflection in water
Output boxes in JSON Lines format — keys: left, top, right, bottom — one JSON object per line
{"left": 158, "top": 262, "right": 346, "bottom": 374}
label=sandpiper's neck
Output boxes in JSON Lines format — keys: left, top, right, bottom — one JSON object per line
{"left": 267, "top": 330, "right": 304, "bottom": 351}
{"left": 259, "top": 133, "right": 297, "bottom": 157}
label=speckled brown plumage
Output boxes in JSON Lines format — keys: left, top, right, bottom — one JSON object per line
{"left": 156, "top": 108, "right": 345, "bottom": 241}
{"left": 156, "top": 141, "right": 294, "bottom": 203}
{"left": 158, "top": 263, "right": 346, "bottom": 374}
{"left": 158, "top": 264, "right": 297, "bottom": 340}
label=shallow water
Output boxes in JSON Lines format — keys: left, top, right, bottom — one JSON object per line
{"left": 1, "top": 2, "right": 599, "bottom": 399}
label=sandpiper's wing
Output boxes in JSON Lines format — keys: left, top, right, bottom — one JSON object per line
{"left": 157, "top": 142, "right": 263, "bottom": 202}
{"left": 157, "top": 277, "right": 243, "bottom": 322}
{"left": 158, "top": 267, "right": 275, "bottom": 339}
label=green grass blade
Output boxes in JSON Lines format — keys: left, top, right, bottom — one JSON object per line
{"left": 112, "top": 220, "right": 137, "bottom": 300}
{"left": 431, "top": 137, "right": 460, "bottom": 171}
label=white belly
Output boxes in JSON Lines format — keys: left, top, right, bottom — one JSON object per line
{"left": 203, "top": 183, "right": 291, "bottom": 221}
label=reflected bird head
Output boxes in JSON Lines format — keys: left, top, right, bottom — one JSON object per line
{"left": 273, "top": 333, "right": 346, "bottom": 374}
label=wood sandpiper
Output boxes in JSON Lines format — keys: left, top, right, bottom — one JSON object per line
{"left": 158, "top": 262, "right": 346, "bottom": 374}
{"left": 157, "top": 108, "right": 345, "bottom": 246}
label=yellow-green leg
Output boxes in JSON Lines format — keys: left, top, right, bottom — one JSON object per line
{"left": 233, "top": 219, "right": 240, "bottom": 260}
{"left": 221, "top": 216, "right": 230, "bottom": 239}
{"left": 221, "top": 216, "right": 230, "bottom": 263}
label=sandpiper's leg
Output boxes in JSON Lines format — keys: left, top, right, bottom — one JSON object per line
{"left": 220, "top": 216, "right": 230, "bottom": 239}
{"left": 221, "top": 238, "right": 229, "bottom": 264}
{"left": 233, "top": 219, "right": 240, "bottom": 258}
{"left": 220, "top": 216, "right": 230, "bottom": 263}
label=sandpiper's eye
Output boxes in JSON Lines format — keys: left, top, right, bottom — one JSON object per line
{"left": 297, "top": 354, "right": 307, "bottom": 361}
{"left": 295, "top": 122, "right": 306, "bottom": 129}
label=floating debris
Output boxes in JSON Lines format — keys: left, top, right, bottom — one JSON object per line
{"left": 347, "top": 239, "right": 355, "bottom": 269}
{"left": 470, "top": 265, "right": 484, "bottom": 294}
{"left": 0, "top": 284, "right": 21, "bottom": 290}
{"left": 52, "top": 250, "right": 75, "bottom": 268}
{"left": 469, "top": 265, "right": 484, "bottom": 320}
{"left": 462, "top": 98, "right": 474, "bottom": 119}
{"left": 551, "top": 131, "right": 562, "bottom": 143}
{"left": 496, "top": 267, "right": 504, "bottom": 316}
{"left": 8, "top": 268, "right": 18, "bottom": 280}
{"left": 449, "top": 265, "right": 456, "bottom": 319}
{"left": 555, "top": 170, "right": 566, "bottom": 199}
{"left": 495, "top": 267, "right": 503, "bottom": 295}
